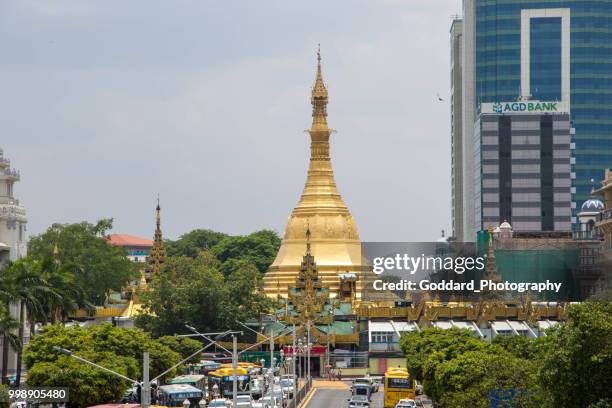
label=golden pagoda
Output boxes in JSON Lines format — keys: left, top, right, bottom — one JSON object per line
{"left": 264, "top": 48, "right": 367, "bottom": 299}
{"left": 145, "top": 200, "right": 166, "bottom": 279}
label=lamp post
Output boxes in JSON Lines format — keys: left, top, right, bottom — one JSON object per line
{"left": 292, "top": 324, "right": 297, "bottom": 408}
{"left": 306, "top": 320, "right": 311, "bottom": 383}
{"left": 327, "top": 309, "right": 333, "bottom": 377}
{"left": 271, "top": 357, "right": 277, "bottom": 408}
{"left": 297, "top": 338, "right": 303, "bottom": 387}
{"left": 279, "top": 350, "right": 285, "bottom": 408}
{"left": 232, "top": 334, "right": 238, "bottom": 408}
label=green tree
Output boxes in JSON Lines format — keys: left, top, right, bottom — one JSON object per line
{"left": 434, "top": 349, "right": 543, "bottom": 408}
{"left": 136, "top": 254, "right": 230, "bottom": 336}
{"left": 166, "top": 229, "right": 228, "bottom": 258}
{"left": 27, "top": 352, "right": 137, "bottom": 407}
{"left": 27, "top": 219, "right": 138, "bottom": 305}
{"left": 492, "top": 334, "right": 547, "bottom": 360}
{"left": 538, "top": 301, "right": 612, "bottom": 407}
{"left": 137, "top": 250, "right": 274, "bottom": 337}
{"left": 24, "top": 324, "right": 182, "bottom": 407}
{"left": 2, "top": 259, "right": 60, "bottom": 385}
{"left": 212, "top": 229, "right": 281, "bottom": 273}
{"left": 0, "top": 307, "right": 19, "bottom": 386}
{"left": 400, "top": 327, "right": 482, "bottom": 382}
{"left": 158, "top": 336, "right": 203, "bottom": 362}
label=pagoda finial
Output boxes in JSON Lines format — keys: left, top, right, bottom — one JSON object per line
{"left": 146, "top": 198, "right": 166, "bottom": 277}
{"left": 310, "top": 45, "right": 329, "bottom": 136}
{"left": 156, "top": 197, "right": 161, "bottom": 227}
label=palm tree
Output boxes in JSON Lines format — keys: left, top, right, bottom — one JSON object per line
{"left": 3, "top": 259, "right": 59, "bottom": 385}
{"left": 0, "top": 268, "right": 16, "bottom": 385}
{"left": 2, "top": 258, "right": 59, "bottom": 384}
{"left": 39, "top": 259, "right": 94, "bottom": 324}
{"left": 0, "top": 307, "right": 20, "bottom": 361}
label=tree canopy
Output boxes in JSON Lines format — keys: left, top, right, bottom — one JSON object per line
{"left": 27, "top": 219, "right": 138, "bottom": 305}
{"left": 24, "top": 324, "right": 183, "bottom": 407}
{"left": 166, "top": 229, "right": 228, "bottom": 258}
{"left": 401, "top": 302, "right": 612, "bottom": 408}
{"left": 136, "top": 250, "right": 275, "bottom": 337}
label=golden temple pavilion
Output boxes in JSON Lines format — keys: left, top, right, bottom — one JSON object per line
{"left": 263, "top": 49, "right": 368, "bottom": 299}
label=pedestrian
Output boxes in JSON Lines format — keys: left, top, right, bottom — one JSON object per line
{"left": 329, "top": 367, "right": 334, "bottom": 381}
{"left": 337, "top": 369, "right": 342, "bottom": 381}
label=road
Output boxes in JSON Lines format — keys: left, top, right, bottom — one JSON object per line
{"left": 304, "top": 384, "right": 384, "bottom": 408}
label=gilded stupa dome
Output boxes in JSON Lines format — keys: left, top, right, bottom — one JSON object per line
{"left": 264, "top": 49, "right": 367, "bottom": 299}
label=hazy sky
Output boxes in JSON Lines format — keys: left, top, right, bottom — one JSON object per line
{"left": 0, "top": 0, "right": 460, "bottom": 242}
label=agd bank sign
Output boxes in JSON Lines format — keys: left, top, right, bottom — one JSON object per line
{"left": 481, "top": 100, "right": 569, "bottom": 115}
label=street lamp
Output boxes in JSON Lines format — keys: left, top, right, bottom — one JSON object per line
{"left": 297, "top": 338, "right": 303, "bottom": 384}
{"left": 306, "top": 320, "right": 311, "bottom": 383}
{"left": 327, "top": 309, "right": 333, "bottom": 378}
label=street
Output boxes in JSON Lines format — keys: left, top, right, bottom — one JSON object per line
{"left": 304, "top": 382, "right": 385, "bottom": 408}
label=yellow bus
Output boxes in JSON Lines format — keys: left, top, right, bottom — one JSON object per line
{"left": 219, "top": 362, "right": 261, "bottom": 372}
{"left": 207, "top": 367, "right": 250, "bottom": 400}
{"left": 383, "top": 367, "right": 416, "bottom": 408}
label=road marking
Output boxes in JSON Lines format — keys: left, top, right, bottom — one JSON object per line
{"left": 300, "top": 387, "right": 317, "bottom": 408}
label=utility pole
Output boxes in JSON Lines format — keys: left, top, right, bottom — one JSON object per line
{"left": 142, "top": 351, "right": 150, "bottom": 408}
{"left": 232, "top": 335, "right": 238, "bottom": 408}
{"left": 306, "top": 320, "right": 311, "bottom": 382}
{"left": 292, "top": 324, "right": 297, "bottom": 408}
{"left": 297, "top": 338, "right": 302, "bottom": 387}
{"left": 270, "top": 329, "right": 275, "bottom": 408}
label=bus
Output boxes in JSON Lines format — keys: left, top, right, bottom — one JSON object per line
{"left": 219, "top": 362, "right": 262, "bottom": 373}
{"left": 157, "top": 384, "right": 203, "bottom": 408}
{"left": 183, "top": 360, "right": 220, "bottom": 375}
{"left": 383, "top": 367, "right": 416, "bottom": 408}
{"left": 169, "top": 374, "right": 207, "bottom": 393}
{"left": 207, "top": 367, "right": 250, "bottom": 400}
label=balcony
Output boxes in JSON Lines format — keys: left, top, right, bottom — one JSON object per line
{"left": 1, "top": 168, "right": 19, "bottom": 180}
{"left": 572, "top": 230, "right": 603, "bottom": 241}
{"left": 598, "top": 209, "right": 612, "bottom": 222}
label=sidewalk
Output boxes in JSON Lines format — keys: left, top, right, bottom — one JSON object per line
{"left": 311, "top": 379, "right": 350, "bottom": 389}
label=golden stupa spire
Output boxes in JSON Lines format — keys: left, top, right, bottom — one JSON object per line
{"left": 146, "top": 197, "right": 166, "bottom": 277}
{"left": 263, "top": 47, "right": 364, "bottom": 299}
{"left": 311, "top": 44, "right": 329, "bottom": 134}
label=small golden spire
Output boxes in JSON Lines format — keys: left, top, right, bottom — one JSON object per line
{"left": 53, "top": 241, "right": 60, "bottom": 259}
{"left": 310, "top": 45, "right": 329, "bottom": 137}
{"left": 156, "top": 194, "right": 161, "bottom": 230}
{"left": 147, "top": 198, "right": 166, "bottom": 277}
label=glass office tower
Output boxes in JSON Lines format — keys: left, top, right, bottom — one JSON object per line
{"left": 461, "top": 0, "right": 612, "bottom": 239}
